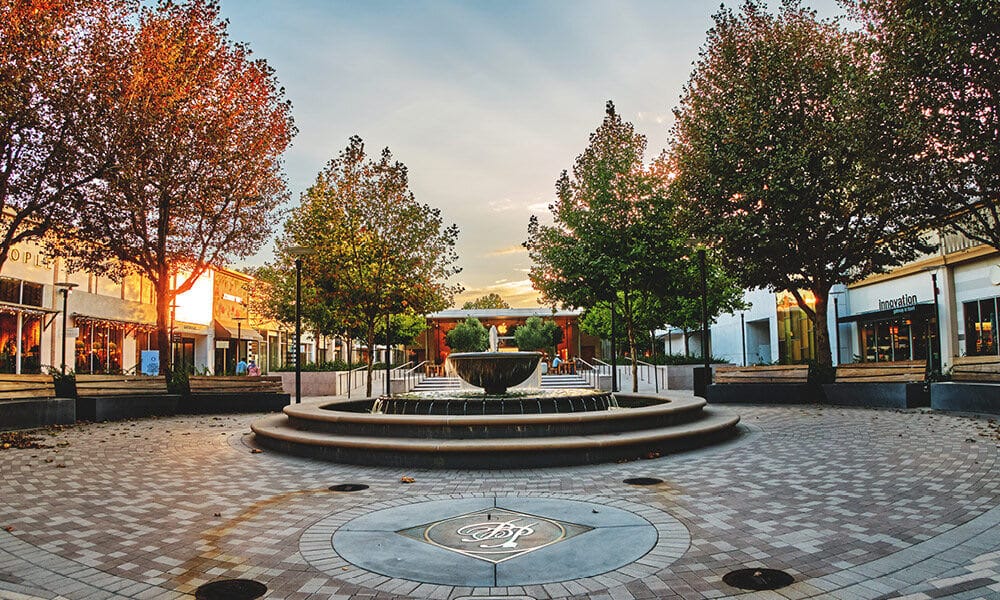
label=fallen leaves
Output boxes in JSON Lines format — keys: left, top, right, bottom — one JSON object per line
{"left": 400, "top": 476, "right": 415, "bottom": 484}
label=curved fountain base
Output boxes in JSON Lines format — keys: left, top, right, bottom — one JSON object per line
{"left": 371, "top": 388, "right": 617, "bottom": 415}
{"left": 251, "top": 394, "right": 741, "bottom": 468}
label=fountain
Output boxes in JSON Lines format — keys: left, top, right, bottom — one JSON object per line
{"left": 251, "top": 325, "right": 740, "bottom": 468}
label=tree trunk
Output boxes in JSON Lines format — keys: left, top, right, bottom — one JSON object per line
{"left": 683, "top": 328, "right": 690, "bottom": 357}
{"left": 790, "top": 285, "right": 833, "bottom": 371}
{"left": 154, "top": 270, "right": 172, "bottom": 377}
{"left": 365, "top": 324, "right": 376, "bottom": 397}
{"left": 623, "top": 292, "right": 639, "bottom": 392}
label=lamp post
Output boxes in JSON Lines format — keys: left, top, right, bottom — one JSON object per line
{"left": 233, "top": 316, "right": 246, "bottom": 373}
{"left": 55, "top": 282, "right": 78, "bottom": 374}
{"left": 610, "top": 299, "right": 618, "bottom": 393}
{"left": 698, "top": 248, "right": 711, "bottom": 385}
{"left": 931, "top": 271, "right": 941, "bottom": 374}
{"left": 288, "top": 246, "right": 317, "bottom": 403}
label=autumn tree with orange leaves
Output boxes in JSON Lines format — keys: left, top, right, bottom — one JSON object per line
{"left": 0, "top": 0, "right": 131, "bottom": 273}
{"left": 49, "top": 0, "right": 295, "bottom": 375}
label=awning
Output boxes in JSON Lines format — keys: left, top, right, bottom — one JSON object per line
{"left": 0, "top": 301, "right": 59, "bottom": 317}
{"left": 837, "top": 302, "right": 935, "bottom": 324}
{"left": 73, "top": 314, "right": 157, "bottom": 334}
{"left": 213, "top": 319, "right": 264, "bottom": 342}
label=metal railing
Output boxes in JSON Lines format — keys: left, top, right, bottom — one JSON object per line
{"left": 633, "top": 359, "right": 661, "bottom": 393}
{"left": 575, "top": 358, "right": 607, "bottom": 389}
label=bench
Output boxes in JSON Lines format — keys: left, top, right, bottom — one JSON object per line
{"left": 73, "top": 374, "right": 179, "bottom": 422}
{"left": 0, "top": 374, "right": 75, "bottom": 431}
{"left": 823, "top": 360, "right": 929, "bottom": 408}
{"left": 930, "top": 356, "right": 1000, "bottom": 414}
{"left": 183, "top": 375, "right": 290, "bottom": 414}
{"left": 707, "top": 365, "right": 818, "bottom": 404}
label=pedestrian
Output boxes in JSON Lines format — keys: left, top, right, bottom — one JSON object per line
{"left": 247, "top": 359, "right": 260, "bottom": 377}
{"left": 236, "top": 357, "right": 248, "bottom": 375}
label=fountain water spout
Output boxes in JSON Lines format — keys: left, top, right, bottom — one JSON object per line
{"left": 489, "top": 325, "right": 499, "bottom": 352}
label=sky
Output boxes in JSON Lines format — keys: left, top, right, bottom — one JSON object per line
{"left": 219, "top": 0, "right": 848, "bottom": 308}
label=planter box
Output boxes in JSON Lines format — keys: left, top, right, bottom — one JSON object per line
{"left": 666, "top": 364, "right": 709, "bottom": 390}
{"left": 275, "top": 371, "right": 341, "bottom": 396}
{"left": 822, "top": 382, "right": 929, "bottom": 409}
{"left": 0, "top": 398, "right": 75, "bottom": 431}
{"left": 707, "top": 383, "right": 821, "bottom": 404}
{"left": 76, "top": 394, "right": 180, "bottom": 422}
{"left": 931, "top": 382, "right": 1000, "bottom": 415}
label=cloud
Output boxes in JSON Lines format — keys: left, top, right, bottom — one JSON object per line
{"left": 486, "top": 245, "right": 527, "bottom": 257}
{"left": 456, "top": 279, "right": 539, "bottom": 308}
{"left": 528, "top": 202, "right": 551, "bottom": 213}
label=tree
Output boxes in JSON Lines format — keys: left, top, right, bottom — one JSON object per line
{"left": 669, "top": 1, "right": 933, "bottom": 369}
{"left": 462, "top": 293, "right": 511, "bottom": 310}
{"left": 47, "top": 0, "right": 294, "bottom": 375}
{"left": 374, "top": 312, "right": 428, "bottom": 349}
{"left": 0, "top": 0, "right": 130, "bottom": 273}
{"left": 281, "top": 136, "right": 462, "bottom": 395}
{"left": 445, "top": 318, "right": 488, "bottom": 353}
{"left": 525, "top": 101, "right": 690, "bottom": 391}
{"left": 513, "top": 316, "right": 562, "bottom": 353}
{"left": 848, "top": 0, "right": 1000, "bottom": 250}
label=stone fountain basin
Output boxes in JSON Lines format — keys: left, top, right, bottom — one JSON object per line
{"left": 447, "top": 351, "right": 542, "bottom": 394}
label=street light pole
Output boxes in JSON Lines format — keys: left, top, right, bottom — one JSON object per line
{"left": 55, "top": 282, "right": 78, "bottom": 374}
{"left": 931, "top": 272, "right": 941, "bottom": 374}
{"left": 385, "top": 311, "right": 391, "bottom": 397}
{"left": 698, "top": 248, "right": 711, "bottom": 384}
{"left": 288, "top": 246, "right": 317, "bottom": 404}
{"left": 233, "top": 316, "right": 246, "bottom": 373}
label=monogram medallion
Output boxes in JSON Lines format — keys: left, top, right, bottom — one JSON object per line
{"left": 397, "top": 507, "right": 592, "bottom": 563}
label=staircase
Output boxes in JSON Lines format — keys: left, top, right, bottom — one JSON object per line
{"left": 411, "top": 376, "right": 460, "bottom": 392}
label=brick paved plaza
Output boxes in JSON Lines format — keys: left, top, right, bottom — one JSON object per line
{"left": 1, "top": 397, "right": 998, "bottom": 599}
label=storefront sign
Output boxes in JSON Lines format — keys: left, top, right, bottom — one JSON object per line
{"left": 140, "top": 351, "right": 159, "bottom": 376}
{"left": 65, "top": 327, "right": 79, "bottom": 337}
{"left": 878, "top": 294, "right": 918, "bottom": 311}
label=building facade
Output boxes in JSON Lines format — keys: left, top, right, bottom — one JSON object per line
{"left": 702, "top": 230, "right": 992, "bottom": 370}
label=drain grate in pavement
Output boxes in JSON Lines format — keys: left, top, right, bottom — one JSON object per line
{"left": 723, "top": 568, "right": 794, "bottom": 590}
{"left": 623, "top": 477, "right": 663, "bottom": 486}
{"left": 329, "top": 483, "right": 369, "bottom": 492}
{"left": 194, "top": 579, "right": 267, "bottom": 599}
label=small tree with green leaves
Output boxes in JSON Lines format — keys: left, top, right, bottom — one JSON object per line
{"left": 462, "top": 293, "right": 511, "bottom": 310}
{"left": 513, "top": 317, "right": 562, "bottom": 353}
{"left": 446, "top": 318, "right": 489, "bottom": 353}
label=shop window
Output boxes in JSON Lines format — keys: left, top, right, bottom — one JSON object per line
{"left": 776, "top": 292, "right": 816, "bottom": 364}
{"left": 965, "top": 298, "right": 1000, "bottom": 356}
{"left": 76, "top": 323, "right": 125, "bottom": 374}
{"left": 21, "top": 282, "right": 43, "bottom": 307}
{"left": 0, "top": 313, "right": 17, "bottom": 373}
{"left": 0, "top": 278, "right": 20, "bottom": 304}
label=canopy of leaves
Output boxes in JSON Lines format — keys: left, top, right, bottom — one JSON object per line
{"left": 445, "top": 318, "right": 488, "bottom": 353}
{"left": 375, "top": 312, "right": 428, "bottom": 347}
{"left": 280, "top": 136, "right": 462, "bottom": 391}
{"left": 462, "top": 293, "right": 511, "bottom": 310}
{"left": 0, "top": 0, "right": 131, "bottom": 273}
{"left": 513, "top": 316, "right": 562, "bottom": 352}
{"left": 848, "top": 0, "right": 1000, "bottom": 250}
{"left": 669, "top": 0, "right": 935, "bottom": 366}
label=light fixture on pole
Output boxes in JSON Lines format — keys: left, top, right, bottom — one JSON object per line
{"left": 698, "top": 247, "right": 711, "bottom": 387}
{"left": 287, "top": 246, "right": 317, "bottom": 404}
{"left": 233, "top": 316, "right": 246, "bottom": 373}
{"left": 54, "top": 282, "right": 78, "bottom": 374}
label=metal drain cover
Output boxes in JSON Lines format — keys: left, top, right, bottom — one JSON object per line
{"left": 623, "top": 477, "right": 663, "bottom": 486}
{"left": 723, "top": 568, "right": 794, "bottom": 590}
{"left": 194, "top": 579, "right": 267, "bottom": 599}
{"left": 329, "top": 483, "right": 369, "bottom": 492}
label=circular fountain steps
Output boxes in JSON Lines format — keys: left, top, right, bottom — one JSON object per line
{"left": 251, "top": 394, "right": 740, "bottom": 468}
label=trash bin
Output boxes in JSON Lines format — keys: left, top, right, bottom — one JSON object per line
{"left": 693, "top": 366, "right": 712, "bottom": 398}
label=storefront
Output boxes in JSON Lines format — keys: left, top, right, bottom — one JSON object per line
{"left": 838, "top": 303, "right": 938, "bottom": 363}
{"left": 0, "top": 284, "right": 56, "bottom": 374}
{"left": 72, "top": 315, "right": 158, "bottom": 374}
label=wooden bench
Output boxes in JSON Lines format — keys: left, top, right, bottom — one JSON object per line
{"left": 713, "top": 365, "right": 809, "bottom": 384}
{"left": 931, "top": 356, "right": 1000, "bottom": 414}
{"left": 183, "top": 375, "right": 290, "bottom": 414}
{"left": 824, "top": 360, "right": 929, "bottom": 408}
{"left": 0, "top": 374, "right": 75, "bottom": 431}
{"left": 835, "top": 360, "right": 927, "bottom": 383}
{"left": 707, "top": 365, "right": 817, "bottom": 404}
{"left": 73, "top": 374, "right": 179, "bottom": 422}
{"left": 950, "top": 355, "right": 1000, "bottom": 382}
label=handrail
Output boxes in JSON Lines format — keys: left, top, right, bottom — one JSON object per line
{"left": 633, "top": 358, "right": 660, "bottom": 393}
{"left": 574, "top": 357, "right": 604, "bottom": 389}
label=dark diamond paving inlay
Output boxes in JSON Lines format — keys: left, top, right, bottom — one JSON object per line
{"left": 397, "top": 507, "right": 592, "bottom": 563}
